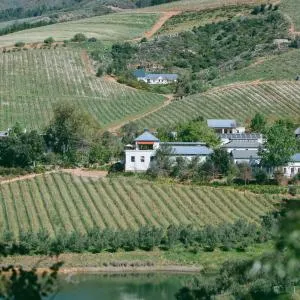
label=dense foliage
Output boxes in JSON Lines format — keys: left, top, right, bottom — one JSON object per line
{"left": 175, "top": 200, "right": 300, "bottom": 299}
{"left": 114, "top": 9, "right": 288, "bottom": 95}
{"left": 0, "top": 217, "right": 276, "bottom": 255}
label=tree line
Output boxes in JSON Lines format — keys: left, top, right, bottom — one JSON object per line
{"left": 0, "top": 216, "right": 276, "bottom": 256}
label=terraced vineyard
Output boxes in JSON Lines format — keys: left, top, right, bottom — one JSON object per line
{"left": 136, "top": 81, "right": 300, "bottom": 129}
{"left": 0, "top": 48, "right": 164, "bottom": 129}
{"left": 0, "top": 173, "right": 279, "bottom": 238}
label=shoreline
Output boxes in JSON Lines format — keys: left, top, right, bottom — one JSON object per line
{"left": 52, "top": 265, "right": 203, "bottom": 275}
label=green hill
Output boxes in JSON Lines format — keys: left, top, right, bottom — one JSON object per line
{"left": 0, "top": 48, "right": 164, "bottom": 129}
{"left": 0, "top": 173, "right": 279, "bottom": 237}
{"left": 136, "top": 81, "right": 300, "bottom": 128}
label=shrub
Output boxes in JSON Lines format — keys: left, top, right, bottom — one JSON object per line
{"left": 88, "top": 37, "right": 97, "bottom": 42}
{"left": 289, "top": 185, "right": 297, "bottom": 196}
{"left": 15, "top": 41, "right": 25, "bottom": 47}
{"left": 255, "top": 169, "right": 268, "bottom": 184}
{"left": 44, "top": 37, "right": 54, "bottom": 44}
{"left": 96, "top": 67, "right": 103, "bottom": 77}
{"left": 71, "top": 33, "right": 87, "bottom": 42}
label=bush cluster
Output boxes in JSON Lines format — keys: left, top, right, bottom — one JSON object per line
{"left": 0, "top": 217, "right": 276, "bottom": 256}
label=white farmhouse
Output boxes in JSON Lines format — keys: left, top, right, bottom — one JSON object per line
{"left": 138, "top": 74, "right": 178, "bottom": 85}
{"left": 207, "top": 119, "right": 245, "bottom": 134}
{"left": 283, "top": 153, "right": 300, "bottom": 178}
{"left": 125, "top": 131, "right": 213, "bottom": 172}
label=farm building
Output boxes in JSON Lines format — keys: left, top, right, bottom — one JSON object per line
{"left": 125, "top": 131, "right": 212, "bottom": 172}
{"left": 133, "top": 70, "right": 178, "bottom": 85}
{"left": 295, "top": 127, "right": 300, "bottom": 139}
{"left": 207, "top": 119, "right": 245, "bottom": 134}
{"left": 283, "top": 153, "right": 300, "bottom": 178}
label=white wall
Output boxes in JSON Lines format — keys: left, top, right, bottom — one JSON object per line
{"left": 283, "top": 162, "right": 300, "bottom": 178}
{"left": 125, "top": 150, "right": 155, "bottom": 172}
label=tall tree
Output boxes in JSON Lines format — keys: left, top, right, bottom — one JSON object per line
{"left": 250, "top": 113, "right": 267, "bottom": 132}
{"left": 259, "top": 120, "right": 297, "bottom": 169}
{"left": 45, "top": 102, "right": 97, "bottom": 156}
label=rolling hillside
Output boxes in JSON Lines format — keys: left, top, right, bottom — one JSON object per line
{"left": 0, "top": 12, "right": 159, "bottom": 47}
{"left": 0, "top": 48, "right": 164, "bottom": 129}
{"left": 136, "top": 81, "right": 300, "bottom": 129}
{"left": 0, "top": 173, "right": 279, "bottom": 237}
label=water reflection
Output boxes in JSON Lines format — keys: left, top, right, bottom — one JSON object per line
{"left": 53, "top": 273, "right": 193, "bottom": 300}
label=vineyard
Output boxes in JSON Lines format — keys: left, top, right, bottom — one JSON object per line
{"left": 0, "top": 48, "right": 164, "bottom": 129}
{"left": 136, "top": 81, "right": 300, "bottom": 129}
{"left": 0, "top": 12, "right": 159, "bottom": 47}
{"left": 0, "top": 173, "right": 279, "bottom": 238}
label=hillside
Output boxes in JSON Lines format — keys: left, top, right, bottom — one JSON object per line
{"left": 0, "top": 48, "right": 164, "bottom": 129}
{"left": 0, "top": 12, "right": 159, "bottom": 47}
{"left": 136, "top": 81, "right": 300, "bottom": 128}
{"left": 0, "top": 173, "right": 278, "bottom": 238}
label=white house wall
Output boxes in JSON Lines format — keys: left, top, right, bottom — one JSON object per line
{"left": 283, "top": 162, "right": 300, "bottom": 178}
{"left": 125, "top": 150, "right": 155, "bottom": 172}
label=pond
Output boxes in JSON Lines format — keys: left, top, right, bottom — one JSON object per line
{"left": 53, "top": 272, "right": 195, "bottom": 300}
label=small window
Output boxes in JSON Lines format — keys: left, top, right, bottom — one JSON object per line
{"left": 298, "top": 168, "right": 300, "bottom": 173}
{"left": 283, "top": 168, "right": 287, "bottom": 174}
{"left": 141, "top": 156, "right": 145, "bottom": 163}
{"left": 131, "top": 156, "right": 135, "bottom": 162}
{"left": 291, "top": 168, "right": 295, "bottom": 174}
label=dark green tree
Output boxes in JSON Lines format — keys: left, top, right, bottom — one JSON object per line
{"left": 250, "top": 113, "right": 267, "bottom": 132}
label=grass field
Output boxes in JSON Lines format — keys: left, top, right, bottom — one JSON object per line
{"left": 136, "top": 81, "right": 300, "bottom": 129}
{"left": 0, "top": 12, "right": 159, "bottom": 47}
{"left": 281, "top": 0, "right": 300, "bottom": 31}
{"left": 0, "top": 48, "right": 164, "bottom": 129}
{"left": 0, "top": 173, "right": 279, "bottom": 238}
{"left": 140, "top": 0, "right": 272, "bottom": 12}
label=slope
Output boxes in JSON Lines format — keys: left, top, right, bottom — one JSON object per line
{"left": 0, "top": 48, "right": 164, "bottom": 129}
{"left": 0, "top": 12, "right": 159, "bottom": 47}
{"left": 0, "top": 173, "right": 279, "bottom": 237}
{"left": 135, "top": 81, "right": 300, "bottom": 129}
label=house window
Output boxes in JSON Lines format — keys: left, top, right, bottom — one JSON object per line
{"left": 291, "top": 168, "right": 295, "bottom": 175}
{"left": 298, "top": 168, "right": 300, "bottom": 173}
{"left": 140, "top": 156, "right": 145, "bottom": 163}
{"left": 283, "top": 168, "right": 287, "bottom": 174}
{"left": 131, "top": 156, "right": 135, "bottom": 162}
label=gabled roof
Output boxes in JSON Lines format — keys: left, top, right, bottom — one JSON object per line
{"left": 169, "top": 145, "right": 213, "bottom": 156}
{"left": 207, "top": 119, "right": 237, "bottom": 128}
{"left": 144, "top": 74, "right": 178, "bottom": 81}
{"left": 231, "top": 150, "right": 260, "bottom": 160}
{"left": 222, "top": 140, "right": 262, "bottom": 149}
{"left": 291, "top": 153, "right": 300, "bottom": 162}
{"left": 219, "top": 133, "right": 262, "bottom": 140}
{"left": 133, "top": 69, "right": 146, "bottom": 78}
{"left": 134, "top": 131, "right": 160, "bottom": 142}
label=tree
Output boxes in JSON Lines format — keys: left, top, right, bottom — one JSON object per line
{"left": 250, "top": 113, "right": 266, "bottom": 132}
{"left": 45, "top": 102, "right": 97, "bottom": 157}
{"left": 71, "top": 33, "right": 87, "bottom": 42}
{"left": 44, "top": 37, "right": 54, "bottom": 44}
{"left": 259, "top": 120, "right": 297, "bottom": 170}
{"left": 207, "top": 148, "right": 233, "bottom": 177}
{"left": 176, "top": 120, "right": 220, "bottom": 147}
{"left": 238, "top": 163, "right": 252, "bottom": 185}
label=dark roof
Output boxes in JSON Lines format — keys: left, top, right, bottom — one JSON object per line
{"left": 291, "top": 153, "right": 300, "bottom": 162}
{"left": 162, "top": 142, "right": 206, "bottom": 146}
{"left": 232, "top": 150, "right": 260, "bottom": 160}
{"left": 133, "top": 69, "right": 146, "bottom": 78}
{"left": 207, "top": 119, "right": 237, "bottom": 128}
{"left": 219, "top": 133, "right": 262, "bottom": 140}
{"left": 169, "top": 145, "right": 213, "bottom": 156}
{"left": 222, "top": 140, "right": 262, "bottom": 149}
{"left": 134, "top": 131, "right": 160, "bottom": 142}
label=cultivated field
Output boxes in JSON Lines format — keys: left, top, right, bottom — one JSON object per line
{"left": 0, "top": 173, "right": 278, "bottom": 238}
{"left": 0, "top": 48, "right": 164, "bottom": 129}
{"left": 136, "top": 81, "right": 300, "bottom": 129}
{"left": 0, "top": 13, "right": 159, "bottom": 47}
